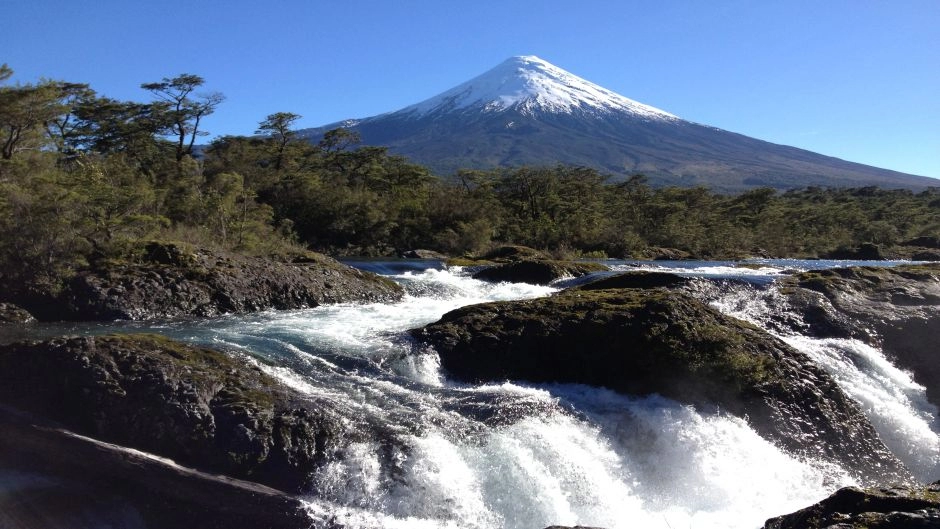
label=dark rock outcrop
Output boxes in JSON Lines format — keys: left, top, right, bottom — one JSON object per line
{"left": 575, "top": 271, "right": 691, "bottom": 291}
{"left": 780, "top": 264, "right": 940, "bottom": 405}
{"left": 0, "top": 302, "right": 35, "bottom": 323}
{"left": 472, "top": 259, "right": 609, "bottom": 285}
{"left": 823, "top": 242, "right": 884, "bottom": 260}
{"left": 412, "top": 286, "right": 911, "bottom": 484}
{"left": 0, "top": 333, "right": 345, "bottom": 493}
{"left": 0, "top": 406, "right": 313, "bottom": 529}
{"left": 902, "top": 236, "right": 940, "bottom": 249}
{"left": 16, "top": 243, "right": 403, "bottom": 321}
{"left": 399, "top": 249, "right": 448, "bottom": 259}
{"left": 764, "top": 481, "right": 940, "bottom": 529}
{"left": 480, "top": 245, "right": 547, "bottom": 262}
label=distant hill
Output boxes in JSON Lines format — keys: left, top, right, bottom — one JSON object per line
{"left": 298, "top": 56, "right": 936, "bottom": 192}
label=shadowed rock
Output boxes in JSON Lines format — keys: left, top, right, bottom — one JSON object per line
{"left": 13, "top": 242, "right": 403, "bottom": 321}
{"left": 0, "top": 334, "right": 345, "bottom": 493}
{"left": 0, "top": 302, "right": 34, "bottom": 324}
{"left": 574, "top": 271, "right": 690, "bottom": 291}
{"left": 780, "top": 263, "right": 940, "bottom": 406}
{"left": 472, "top": 259, "right": 609, "bottom": 285}
{"left": 763, "top": 481, "right": 940, "bottom": 529}
{"left": 0, "top": 406, "right": 312, "bottom": 529}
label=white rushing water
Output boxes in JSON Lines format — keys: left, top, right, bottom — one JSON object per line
{"left": 156, "top": 264, "right": 876, "bottom": 529}
{"left": 706, "top": 279, "right": 940, "bottom": 482}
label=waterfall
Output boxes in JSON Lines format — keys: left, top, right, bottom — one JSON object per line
{"left": 703, "top": 277, "right": 940, "bottom": 482}
{"left": 152, "top": 265, "right": 862, "bottom": 529}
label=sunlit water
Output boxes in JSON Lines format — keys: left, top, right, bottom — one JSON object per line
{"left": 8, "top": 259, "right": 938, "bottom": 528}
{"left": 163, "top": 265, "right": 859, "bottom": 529}
{"left": 705, "top": 276, "right": 940, "bottom": 482}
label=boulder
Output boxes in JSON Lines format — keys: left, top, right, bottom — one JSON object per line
{"left": 399, "top": 249, "right": 448, "bottom": 259}
{"left": 0, "top": 333, "right": 345, "bottom": 493}
{"left": 901, "top": 236, "right": 940, "bottom": 249}
{"left": 0, "top": 302, "right": 35, "bottom": 324}
{"left": 472, "top": 259, "right": 609, "bottom": 285}
{"left": 574, "top": 271, "right": 690, "bottom": 291}
{"left": 0, "top": 406, "right": 312, "bottom": 529}
{"left": 411, "top": 287, "right": 911, "bottom": 484}
{"left": 763, "top": 481, "right": 940, "bottom": 529}
{"left": 480, "top": 245, "right": 547, "bottom": 262}
{"left": 780, "top": 264, "right": 940, "bottom": 406}
{"left": 822, "top": 242, "right": 884, "bottom": 260}
{"left": 16, "top": 243, "right": 403, "bottom": 321}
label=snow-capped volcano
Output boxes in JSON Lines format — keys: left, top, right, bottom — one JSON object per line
{"left": 401, "top": 55, "right": 677, "bottom": 120}
{"left": 299, "top": 56, "right": 934, "bottom": 191}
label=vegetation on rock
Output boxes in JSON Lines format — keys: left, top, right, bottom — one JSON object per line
{"left": 471, "top": 259, "right": 609, "bottom": 285}
{"left": 779, "top": 263, "right": 940, "bottom": 406}
{"left": 763, "top": 481, "right": 940, "bottom": 529}
{"left": 411, "top": 282, "right": 911, "bottom": 483}
{"left": 0, "top": 333, "right": 346, "bottom": 492}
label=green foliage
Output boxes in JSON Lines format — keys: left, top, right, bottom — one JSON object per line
{"left": 3, "top": 64, "right": 940, "bottom": 302}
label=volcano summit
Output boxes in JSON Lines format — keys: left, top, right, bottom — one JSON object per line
{"left": 301, "top": 56, "right": 934, "bottom": 191}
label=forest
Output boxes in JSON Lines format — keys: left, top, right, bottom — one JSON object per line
{"left": 2, "top": 66, "right": 940, "bottom": 295}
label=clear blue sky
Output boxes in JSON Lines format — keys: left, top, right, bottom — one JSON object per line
{"left": 3, "top": 0, "right": 938, "bottom": 178}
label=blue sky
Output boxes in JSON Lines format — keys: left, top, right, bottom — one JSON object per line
{"left": 3, "top": 0, "right": 938, "bottom": 179}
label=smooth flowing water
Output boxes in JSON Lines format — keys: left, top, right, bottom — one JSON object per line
{"left": 12, "top": 259, "right": 937, "bottom": 529}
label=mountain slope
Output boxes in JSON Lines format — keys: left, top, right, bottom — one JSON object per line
{"left": 300, "top": 56, "right": 936, "bottom": 192}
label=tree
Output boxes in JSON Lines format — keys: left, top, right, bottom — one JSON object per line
{"left": 43, "top": 82, "right": 94, "bottom": 159}
{"left": 0, "top": 74, "right": 70, "bottom": 162}
{"left": 256, "top": 111, "right": 301, "bottom": 171}
{"left": 141, "top": 74, "right": 224, "bottom": 162}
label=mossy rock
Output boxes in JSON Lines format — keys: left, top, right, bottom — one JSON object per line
{"left": 480, "top": 245, "right": 547, "bottom": 262}
{"left": 574, "top": 271, "right": 690, "bottom": 291}
{"left": 764, "top": 481, "right": 940, "bottom": 529}
{"left": 412, "top": 287, "right": 910, "bottom": 483}
{"left": 779, "top": 263, "right": 940, "bottom": 408}
{"left": 472, "top": 259, "right": 609, "bottom": 285}
{"left": 0, "top": 302, "right": 35, "bottom": 324}
{"left": 0, "top": 334, "right": 344, "bottom": 492}
{"left": 23, "top": 244, "right": 404, "bottom": 321}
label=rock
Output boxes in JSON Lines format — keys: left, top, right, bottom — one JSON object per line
{"left": 629, "top": 246, "right": 694, "bottom": 260}
{"left": 411, "top": 287, "right": 911, "bottom": 484}
{"left": 913, "top": 250, "right": 940, "bottom": 261}
{"left": 574, "top": 271, "right": 690, "bottom": 291}
{"left": 0, "top": 406, "right": 312, "bottom": 529}
{"left": 780, "top": 264, "right": 940, "bottom": 406}
{"left": 480, "top": 245, "right": 547, "bottom": 262}
{"left": 823, "top": 242, "right": 883, "bottom": 260}
{"left": 0, "top": 302, "right": 34, "bottom": 324}
{"left": 399, "top": 249, "right": 448, "bottom": 259}
{"left": 763, "top": 481, "right": 940, "bottom": 529}
{"left": 902, "top": 236, "right": 940, "bottom": 249}
{"left": 472, "top": 259, "right": 609, "bottom": 285}
{"left": 0, "top": 334, "right": 346, "bottom": 493}
{"left": 16, "top": 242, "right": 403, "bottom": 321}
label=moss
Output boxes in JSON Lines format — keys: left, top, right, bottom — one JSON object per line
{"left": 445, "top": 257, "right": 496, "bottom": 267}
{"left": 98, "top": 333, "right": 278, "bottom": 409}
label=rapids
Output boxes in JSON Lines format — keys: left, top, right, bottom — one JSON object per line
{"left": 11, "top": 259, "right": 937, "bottom": 529}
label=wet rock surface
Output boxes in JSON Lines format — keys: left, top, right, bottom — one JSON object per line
{"left": 0, "top": 333, "right": 345, "bottom": 493}
{"left": 780, "top": 264, "right": 940, "bottom": 405}
{"left": 412, "top": 281, "right": 911, "bottom": 484}
{"left": 0, "top": 406, "right": 313, "bottom": 529}
{"left": 0, "top": 302, "right": 35, "bottom": 324}
{"left": 763, "top": 481, "right": 940, "bottom": 529}
{"left": 472, "top": 259, "right": 609, "bottom": 285}
{"left": 12, "top": 243, "right": 403, "bottom": 321}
